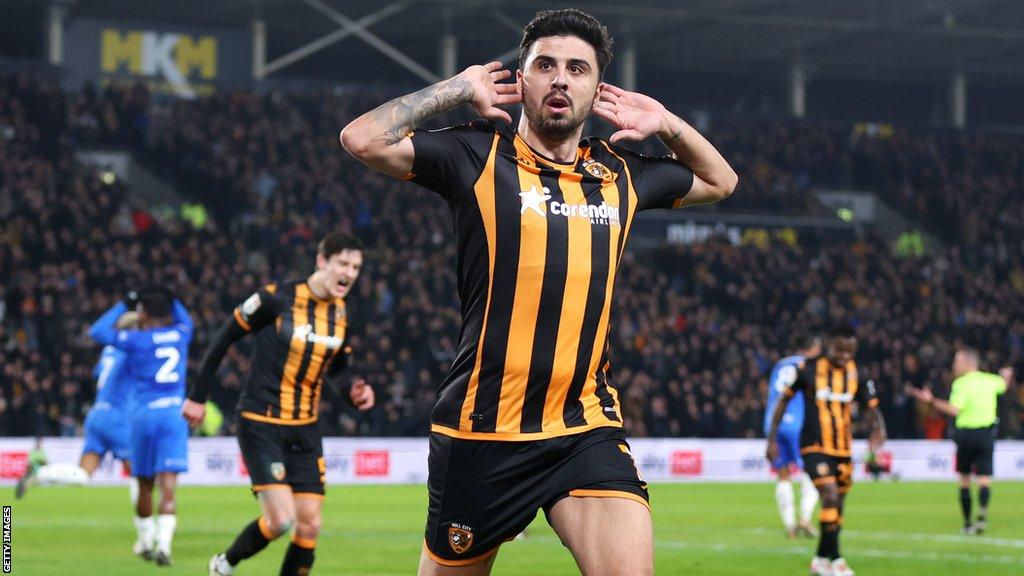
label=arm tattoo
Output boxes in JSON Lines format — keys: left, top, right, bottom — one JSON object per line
{"left": 660, "top": 129, "right": 683, "bottom": 145}
{"left": 368, "top": 77, "right": 473, "bottom": 145}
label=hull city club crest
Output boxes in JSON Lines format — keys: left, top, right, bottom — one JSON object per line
{"left": 448, "top": 524, "right": 473, "bottom": 554}
{"left": 583, "top": 159, "right": 613, "bottom": 180}
{"left": 270, "top": 462, "right": 286, "bottom": 481}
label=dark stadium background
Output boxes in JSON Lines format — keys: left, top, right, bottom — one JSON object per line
{"left": 1, "top": 0, "right": 1022, "bottom": 442}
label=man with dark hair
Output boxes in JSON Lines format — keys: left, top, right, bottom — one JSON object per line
{"left": 767, "top": 325, "right": 887, "bottom": 576}
{"left": 908, "top": 349, "right": 1014, "bottom": 534}
{"left": 763, "top": 332, "right": 822, "bottom": 538}
{"left": 89, "top": 288, "right": 194, "bottom": 566}
{"left": 342, "top": 7, "right": 736, "bottom": 575}
{"left": 183, "top": 231, "right": 374, "bottom": 576}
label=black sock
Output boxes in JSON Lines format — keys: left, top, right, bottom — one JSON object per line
{"left": 959, "top": 488, "right": 972, "bottom": 526}
{"left": 817, "top": 521, "right": 840, "bottom": 560}
{"left": 225, "top": 517, "right": 274, "bottom": 565}
{"left": 978, "top": 486, "right": 990, "bottom": 518}
{"left": 279, "top": 541, "right": 315, "bottom": 576}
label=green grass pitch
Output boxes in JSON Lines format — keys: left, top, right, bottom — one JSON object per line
{"left": 7, "top": 481, "right": 1024, "bottom": 575}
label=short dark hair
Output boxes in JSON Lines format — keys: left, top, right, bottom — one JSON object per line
{"left": 139, "top": 290, "right": 172, "bottom": 319}
{"left": 789, "top": 331, "right": 819, "bottom": 351}
{"left": 318, "top": 231, "right": 363, "bottom": 259}
{"left": 828, "top": 323, "right": 857, "bottom": 340}
{"left": 519, "top": 8, "right": 613, "bottom": 76}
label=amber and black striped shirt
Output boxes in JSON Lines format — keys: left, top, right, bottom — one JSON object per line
{"left": 781, "top": 356, "right": 879, "bottom": 457}
{"left": 230, "top": 280, "right": 348, "bottom": 425}
{"left": 407, "top": 120, "right": 694, "bottom": 441}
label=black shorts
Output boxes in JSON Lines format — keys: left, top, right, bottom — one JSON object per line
{"left": 803, "top": 452, "right": 854, "bottom": 494}
{"left": 237, "top": 417, "right": 325, "bottom": 495}
{"left": 955, "top": 426, "right": 995, "bottom": 476}
{"left": 423, "top": 426, "right": 648, "bottom": 566}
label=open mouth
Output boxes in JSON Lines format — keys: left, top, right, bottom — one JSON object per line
{"left": 335, "top": 279, "right": 350, "bottom": 292}
{"left": 545, "top": 94, "right": 571, "bottom": 114}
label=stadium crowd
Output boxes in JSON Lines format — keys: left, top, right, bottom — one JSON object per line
{"left": 1, "top": 73, "right": 1021, "bottom": 440}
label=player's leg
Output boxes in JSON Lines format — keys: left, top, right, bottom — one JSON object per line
{"left": 210, "top": 487, "right": 295, "bottom": 576}
{"left": 149, "top": 413, "right": 188, "bottom": 566}
{"left": 211, "top": 420, "right": 292, "bottom": 576}
{"left": 803, "top": 452, "right": 840, "bottom": 575}
{"left": 107, "top": 413, "right": 138, "bottom": 506}
{"left": 548, "top": 495, "right": 653, "bottom": 576}
{"left": 132, "top": 416, "right": 158, "bottom": 560}
{"left": 774, "top": 463, "right": 797, "bottom": 537}
{"left": 773, "top": 431, "right": 799, "bottom": 537}
{"left": 279, "top": 427, "right": 326, "bottom": 576}
{"left": 20, "top": 437, "right": 102, "bottom": 497}
{"left": 134, "top": 476, "right": 157, "bottom": 561}
{"left": 827, "top": 458, "right": 857, "bottom": 576}
{"left": 280, "top": 496, "right": 322, "bottom": 576}
{"left": 153, "top": 471, "right": 178, "bottom": 566}
{"left": 797, "top": 464, "right": 820, "bottom": 537}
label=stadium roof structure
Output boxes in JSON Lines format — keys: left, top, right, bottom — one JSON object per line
{"left": 4, "top": 0, "right": 1024, "bottom": 83}
{"left": 3, "top": 0, "right": 1024, "bottom": 125}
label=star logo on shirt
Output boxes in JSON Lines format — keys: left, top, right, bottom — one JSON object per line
{"left": 519, "top": 185, "right": 551, "bottom": 217}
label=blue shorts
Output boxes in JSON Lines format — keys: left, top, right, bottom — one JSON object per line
{"left": 130, "top": 407, "right": 189, "bottom": 478}
{"left": 83, "top": 408, "right": 132, "bottom": 462}
{"left": 773, "top": 428, "right": 803, "bottom": 471}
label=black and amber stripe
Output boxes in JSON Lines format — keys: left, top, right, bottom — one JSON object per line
{"left": 239, "top": 281, "right": 347, "bottom": 426}
{"left": 432, "top": 132, "right": 640, "bottom": 441}
{"left": 801, "top": 357, "right": 859, "bottom": 457}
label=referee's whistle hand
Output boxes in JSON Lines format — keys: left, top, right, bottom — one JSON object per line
{"left": 182, "top": 399, "right": 206, "bottom": 428}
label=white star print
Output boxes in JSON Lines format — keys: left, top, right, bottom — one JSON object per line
{"left": 519, "top": 185, "right": 551, "bottom": 216}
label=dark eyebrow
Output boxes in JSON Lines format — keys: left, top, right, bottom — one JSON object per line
{"left": 568, "top": 59, "right": 592, "bottom": 71}
{"left": 533, "top": 55, "right": 593, "bottom": 71}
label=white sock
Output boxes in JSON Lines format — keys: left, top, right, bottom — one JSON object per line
{"left": 135, "top": 515, "right": 156, "bottom": 549}
{"left": 156, "top": 514, "right": 177, "bottom": 555}
{"left": 799, "top": 473, "right": 820, "bottom": 524}
{"left": 775, "top": 480, "right": 796, "bottom": 530}
{"left": 35, "top": 463, "right": 89, "bottom": 485}
{"left": 128, "top": 477, "right": 139, "bottom": 507}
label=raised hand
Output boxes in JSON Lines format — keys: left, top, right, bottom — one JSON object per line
{"left": 906, "top": 386, "right": 933, "bottom": 403}
{"left": 349, "top": 377, "right": 375, "bottom": 411}
{"left": 999, "top": 366, "right": 1014, "bottom": 383}
{"left": 461, "top": 61, "right": 522, "bottom": 124}
{"left": 591, "top": 82, "right": 668, "bottom": 143}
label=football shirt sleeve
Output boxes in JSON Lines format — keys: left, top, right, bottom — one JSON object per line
{"left": 407, "top": 120, "right": 497, "bottom": 201}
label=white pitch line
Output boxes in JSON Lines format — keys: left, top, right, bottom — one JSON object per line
{"left": 647, "top": 539, "right": 1024, "bottom": 566}
{"left": 749, "top": 526, "right": 1024, "bottom": 549}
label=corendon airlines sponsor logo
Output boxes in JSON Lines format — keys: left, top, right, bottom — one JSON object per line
{"left": 519, "top": 185, "right": 620, "bottom": 227}
{"left": 0, "top": 453, "right": 28, "bottom": 479}
{"left": 355, "top": 451, "right": 390, "bottom": 477}
{"left": 814, "top": 389, "right": 854, "bottom": 403}
{"left": 671, "top": 451, "right": 703, "bottom": 476}
{"left": 292, "top": 324, "right": 344, "bottom": 349}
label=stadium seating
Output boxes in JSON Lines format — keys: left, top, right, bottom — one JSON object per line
{"left": 1, "top": 73, "right": 1021, "bottom": 439}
